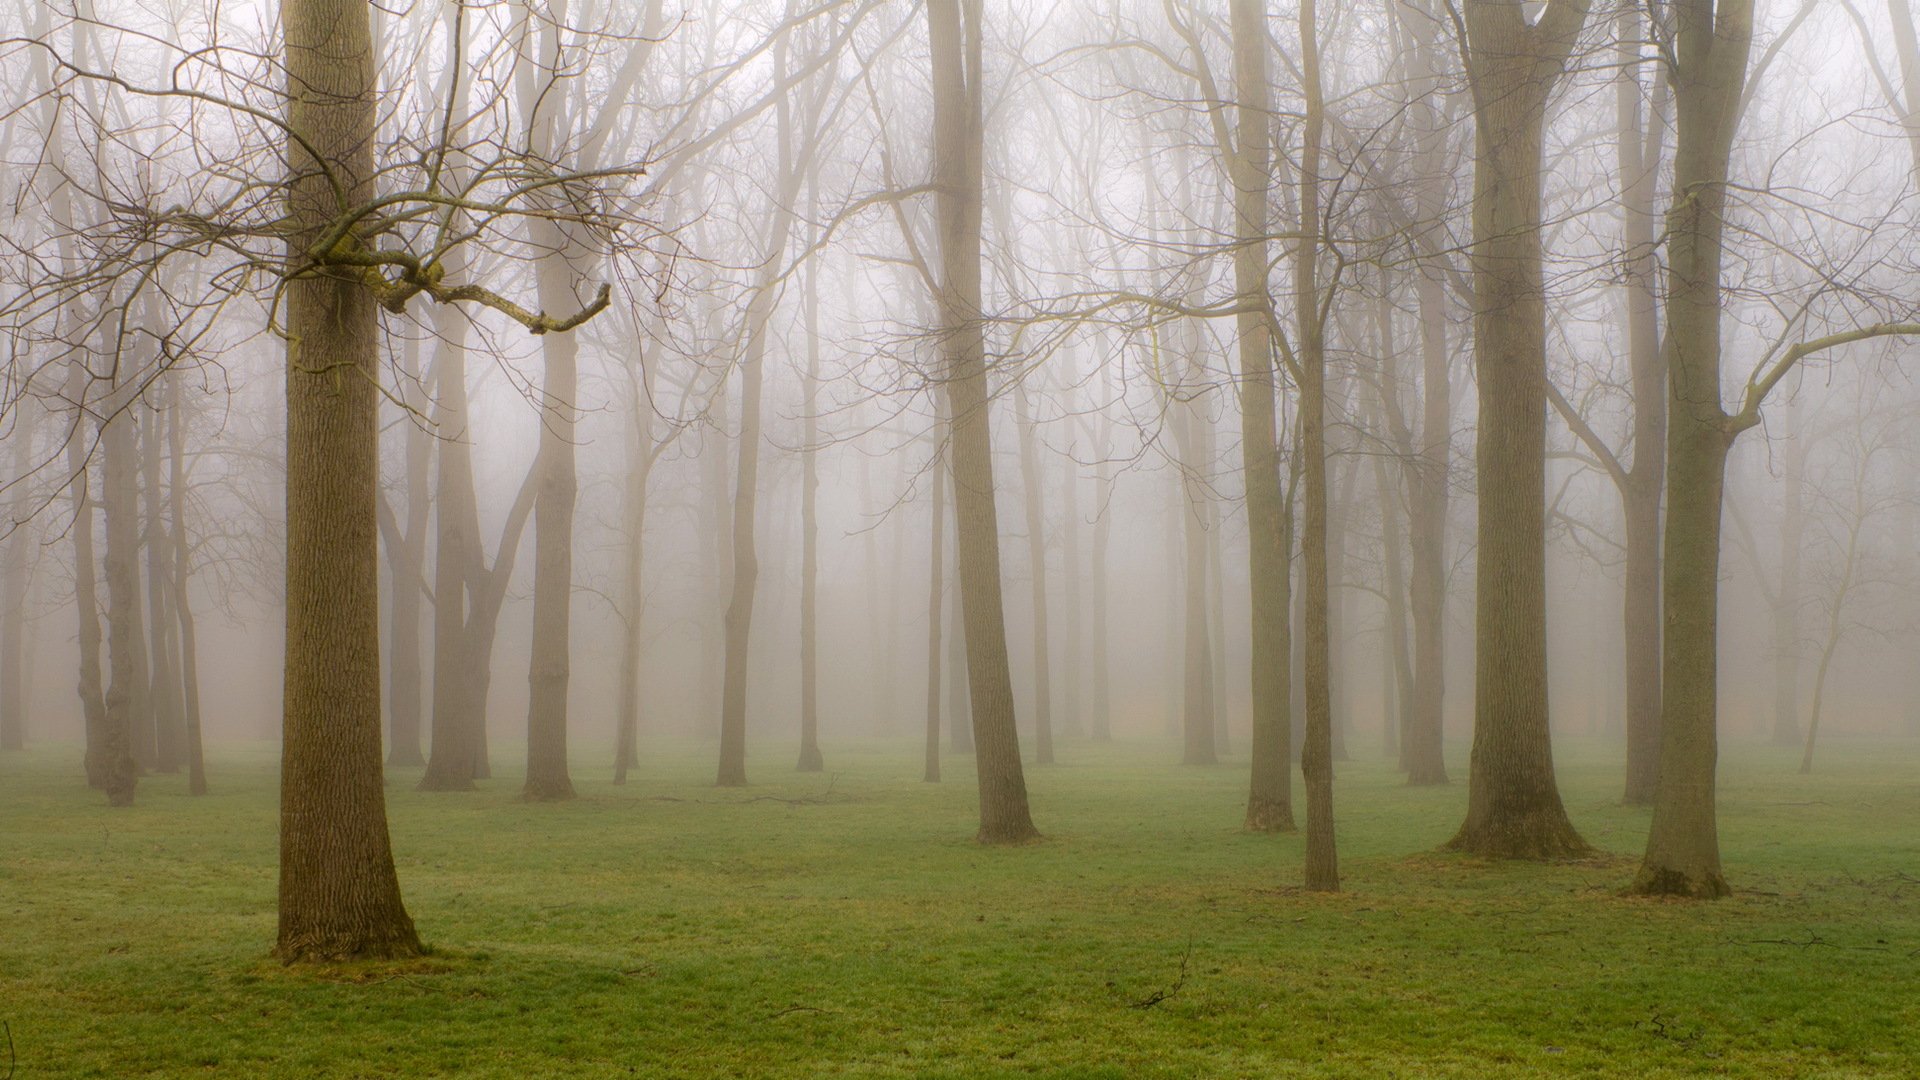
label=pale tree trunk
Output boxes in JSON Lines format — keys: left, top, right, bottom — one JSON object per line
{"left": 101, "top": 401, "right": 142, "bottom": 804}
{"left": 798, "top": 216, "right": 825, "bottom": 774}
{"left": 0, "top": 397, "right": 37, "bottom": 751}
{"left": 1448, "top": 0, "right": 1592, "bottom": 859}
{"left": 276, "top": 0, "right": 419, "bottom": 960}
{"left": 143, "top": 403, "right": 185, "bottom": 774}
{"left": 384, "top": 333, "right": 430, "bottom": 768}
{"left": 946, "top": 519, "right": 973, "bottom": 752}
{"left": 1631, "top": 0, "right": 1752, "bottom": 900}
{"left": 1800, "top": 470, "right": 1868, "bottom": 776}
{"left": 1616, "top": 5, "right": 1670, "bottom": 805}
{"left": 420, "top": 279, "right": 483, "bottom": 791}
{"left": 67, "top": 367, "right": 109, "bottom": 788}
{"left": 168, "top": 373, "right": 207, "bottom": 794}
{"left": 1089, "top": 418, "right": 1112, "bottom": 743}
{"left": 1295, "top": 0, "right": 1337, "bottom": 892}
{"left": 1772, "top": 412, "right": 1805, "bottom": 746}
{"left": 924, "top": 419, "right": 947, "bottom": 782}
{"left": 1170, "top": 342, "right": 1216, "bottom": 766}
{"left": 1059, "top": 443, "right": 1084, "bottom": 740}
{"left": 1013, "top": 382, "right": 1055, "bottom": 765}
{"left": 718, "top": 27, "right": 818, "bottom": 786}
{"left": 613, "top": 369, "right": 652, "bottom": 785}
{"left": 520, "top": 2, "right": 581, "bottom": 802}
{"left": 1207, "top": 491, "right": 1232, "bottom": 756}
{"left": 930, "top": 0, "right": 1036, "bottom": 842}
{"left": 1367, "top": 381, "right": 1412, "bottom": 762}
{"left": 1229, "top": 0, "right": 1294, "bottom": 833}
{"left": 1400, "top": 1, "right": 1453, "bottom": 788}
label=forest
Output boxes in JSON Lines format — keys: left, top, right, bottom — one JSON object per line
{"left": 3, "top": 0, "right": 1920, "bottom": 1076}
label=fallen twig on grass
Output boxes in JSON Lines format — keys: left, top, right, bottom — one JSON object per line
{"left": 767, "top": 1004, "right": 833, "bottom": 1019}
{"left": 1128, "top": 938, "right": 1193, "bottom": 1010}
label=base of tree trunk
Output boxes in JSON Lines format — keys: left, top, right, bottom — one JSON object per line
{"left": 387, "top": 748, "right": 426, "bottom": 768}
{"left": 1621, "top": 789, "right": 1654, "bottom": 807}
{"left": 1445, "top": 811, "right": 1588, "bottom": 860}
{"left": 522, "top": 778, "right": 576, "bottom": 801}
{"left": 716, "top": 772, "right": 747, "bottom": 788}
{"left": 1243, "top": 797, "right": 1296, "bottom": 833}
{"left": 796, "top": 745, "right": 823, "bottom": 772}
{"left": 416, "top": 773, "right": 475, "bottom": 793}
{"left": 274, "top": 926, "right": 423, "bottom": 965}
{"left": 1182, "top": 750, "right": 1219, "bottom": 766}
{"left": 976, "top": 822, "right": 1040, "bottom": 845}
{"left": 1405, "top": 770, "right": 1448, "bottom": 787}
{"left": 1628, "top": 864, "right": 1731, "bottom": 899}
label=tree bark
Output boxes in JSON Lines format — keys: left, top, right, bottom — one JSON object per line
{"left": 168, "top": 373, "right": 207, "bottom": 795}
{"left": 276, "top": 0, "right": 419, "bottom": 960}
{"left": 384, "top": 333, "right": 429, "bottom": 768}
{"left": 0, "top": 398, "right": 36, "bottom": 751}
{"left": 930, "top": 0, "right": 1037, "bottom": 843}
{"left": 1630, "top": 0, "right": 1752, "bottom": 900}
{"left": 1229, "top": 0, "right": 1295, "bottom": 834}
{"left": 1771, "top": 415, "right": 1805, "bottom": 746}
{"left": 798, "top": 217, "right": 825, "bottom": 775}
{"left": 143, "top": 402, "right": 186, "bottom": 774}
{"left": 1448, "top": 0, "right": 1592, "bottom": 859}
{"left": 100, "top": 406, "right": 141, "bottom": 807}
{"left": 1013, "top": 382, "right": 1055, "bottom": 765}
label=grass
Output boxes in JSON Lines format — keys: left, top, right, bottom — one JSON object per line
{"left": 4, "top": 732, "right": 1919, "bottom": 1078}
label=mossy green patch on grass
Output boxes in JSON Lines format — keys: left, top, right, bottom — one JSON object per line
{"left": 3, "top": 735, "right": 1918, "bottom": 1077}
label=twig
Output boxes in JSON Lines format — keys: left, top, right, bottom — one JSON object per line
{"left": 3, "top": 1019, "right": 14, "bottom": 1080}
{"left": 767, "top": 1004, "right": 832, "bottom": 1019}
{"left": 1128, "top": 938, "right": 1193, "bottom": 1010}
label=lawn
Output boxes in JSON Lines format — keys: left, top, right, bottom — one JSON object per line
{"left": 3, "top": 733, "right": 1918, "bottom": 1078}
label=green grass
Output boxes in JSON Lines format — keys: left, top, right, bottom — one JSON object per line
{"left": 4, "top": 733, "right": 1919, "bottom": 1078}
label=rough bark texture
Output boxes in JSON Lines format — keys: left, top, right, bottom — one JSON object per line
{"left": 1448, "top": 0, "right": 1591, "bottom": 860}
{"left": 1631, "top": 0, "right": 1751, "bottom": 901}
{"left": 930, "top": 0, "right": 1036, "bottom": 844}
{"left": 1229, "top": 0, "right": 1294, "bottom": 834}
{"left": 276, "top": 0, "right": 420, "bottom": 961}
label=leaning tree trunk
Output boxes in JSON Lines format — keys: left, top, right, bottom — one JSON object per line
{"left": 1448, "top": 0, "right": 1592, "bottom": 859}
{"left": 1230, "top": 0, "right": 1294, "bottom": 833}
{"left": 276, "top": 0, "right": 420, "bottom": 961}
{"left": 930, "top": 0, "right": 1036, "bottom": 843}
{"left": 1631, "top": 0, "right": 1751, "bottom": 900}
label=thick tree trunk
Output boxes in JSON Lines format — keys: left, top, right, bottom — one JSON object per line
{"left": 276, "top": 0, "right": 419, "bottom": 960}
{"left": 1631, "top": 0, "right": 1750, "bottom": 900}
{"left": 1230, "top": 0, "right": 1294, "bottom": 834}
{"left": 931, "top": 0, "right": 1036, "bottom": 843}
{"left": 1449, "top": 1, "right": 1591, "bottom": 859}
{"left": 521, "top": 258, "right": 581, "bottom": 803}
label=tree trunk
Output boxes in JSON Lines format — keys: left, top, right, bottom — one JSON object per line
{"left": 1059, "top": 440, "right": 1084, "bottom": 740}
{"left": 798, "top": 226, "right": 825, "bottom": 774}
{"left": 613, "top": 374, "right": 651, "bottom": 786}
{"left": 420, "top": 269, "right": 483, "bottom": 791}
{"left": 1448, "top": 0, "right": 1591, "bottom": 859}
{"left": 930, "top": 0, "right": 1036, "bottom": 843}
{"left": 924, "top": 423, "right": 947, "bottom": 783}
{"left": 1230, "top": 0, "right": 1294, "bottom": 834}
{"left": 1014, "top": 382, "right": 1055, "bottom": 765}
{"left": 1172, "top": 344, "right": 1216, "bottom": 766}
{"left": 0, "top": 398, "right": 36, "bottom": 751}
{"left": 385, "top": 333, "right": 429, "bottom": 768}
{"left": 143, "top": 403, "right": 186, "bottom": 774}
{"left": 1631, "top": 0, "right": 1750, "bottom": 900}
{"left": 100, "top": 407, "right": 141, "bottom": 807}
{"left": 276, "top": 0, "right": 419, "bottom": 960}
{"left": 1296, "top": 0, "right": 1338, "bottom": 892}
{"left": 1772, "top": 417, "right": 1805, "bottom": 746}
{"left": 67, "top": 366, "right": 109, "bottom": 788}
{"left": 168, "top": 373, "right": 207, "bottom": 795}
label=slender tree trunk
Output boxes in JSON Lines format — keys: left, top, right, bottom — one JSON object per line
{"left": 100, "top": 407, "right": 141, "bottom": 806}
{"left": 1014, "top": 383, "right": 1055, "bottom": 765}
{"left": 144, "top": 404, "right": 185, "bottom": 774}
{"left": 1772, "top": 418, "right": 1806, "bottom": 746}
{"left": 613, "top": 381, "right": 651, "bottom": 785}
{"left": 1172, "top": 357, "right": 1216, "bottom": 766}
{"left": 1631, "top": 0, "right": 1751, "bottom": 900}
{"left": 67, "top": 367, "right": 109, "bottom": 788}
{"left": 1207, "top": 489, "right": 1232, "bottom": 756}
{"left": 924, "top": 424, "right": 947, "bottom": 782}
{"left": 1059, "top": 443, "right": 1084, "bottom": 740}
{"left": 0, "top": 399, "right": 36, "bottom": 751}
{"left": 276, "top": 0, "right": 419, "bottom": 959}
{"left": 1449, "top": 0, "right": 1592, "bottom": 859}
{"left": 420, "top": 274, "right": 481, "bottom": 792}
{"left": 1230, "top": 0, "right": 1294, "bottom": 833}
{"left": 1296, "top": 0, "right": 1338, "bottom": 892}
{"left": 930, "top": 0, "right": 1036, "bottom": 843}
{"left": 168, "top": 374, "right": 207, "bottom": 795}
{"left": 385, "top": 333, "right": 429, "bottom": 768}
{"left": 798, "top": 226, "right": 825, "bottom": 774}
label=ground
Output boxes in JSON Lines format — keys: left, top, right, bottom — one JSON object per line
{"left": 3, "top": 734, "right": 1917, "bottom": 1078}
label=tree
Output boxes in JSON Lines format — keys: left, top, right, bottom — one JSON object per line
{"left": 929, "top": 0, "right": 1037, "bottom": 843}
{"left": 1447, "top": 0, "right": 1593, "bottom": 860}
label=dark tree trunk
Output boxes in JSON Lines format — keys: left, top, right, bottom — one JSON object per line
{"left": 276, "top": 0, "right": 419, "bottom": 960}
{"left": 930, "top": 0, "right": 1037, "bottom": 843}
{"left": 1448, "top": 0, "right": 1591, "bottom": 860}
